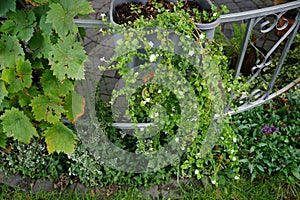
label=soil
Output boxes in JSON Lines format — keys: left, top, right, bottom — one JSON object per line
{"left": 113, "top": 0, "right": 213, "bottom": 25}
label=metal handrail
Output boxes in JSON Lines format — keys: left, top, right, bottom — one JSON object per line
{"left": 220, "top": 0, "right": 300, "bottom": 23}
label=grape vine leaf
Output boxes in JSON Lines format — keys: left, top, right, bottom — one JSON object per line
{"left": 0, "top": 81, "right": 8, "bottom": 106}
{"left": 64, "top": 91, "right": 85, "bottom": 123}
{"left": 0, "top": 107, "right": 38, "bottom": 144}
{"left": 0, "top": 0, "right": 16, "bottom": 17}
{"left": 30, "top": 95, "right": 65, "bottom": 124}
{"left": 0, "top": 131, "right": 7, "bottom": 149}
{"left": 0, "top": 10, "right": 36, "bottom": 41}
{"left": 1, "top": 59, "right": 32, "bottom": 93}
{"left": 46, "top": 3, "right": 76, "bottom": 38}
{"left": 29, "top": 31, "right": 51, "bottom": 59}
{"left": 48, "top": 36, "right": 87, "bottom": 81}
{"left": 44, "top": 122, "right": 78, "bottom": 154}
{"left": 41, "top": 69, "right": 73, "bottom": 97}
{"left": 61, "top": 0, "right": 94, "bottom": 16}
{"left": 0, "top": 35, "right": 24, "bottom": 69}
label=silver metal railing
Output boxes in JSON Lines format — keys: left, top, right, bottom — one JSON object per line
{"left": 74, "top": 1, "right": 300, "bottom": 128}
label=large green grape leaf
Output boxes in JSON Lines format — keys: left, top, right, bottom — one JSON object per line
{"left": 1, "top": 59, "right": 32, "bottom": 93}
{"left": 48, "top": 36, "right": 87, "bottom": 81}
{"left": 0, "top": 10, "right": 36, "bottom": 41}
{"left": 29, "top": 31, "right": 52, "bottom": 59}
{"left": 0, "top": 35, "right": 24, "bottom": 69}
{"left": 46, "top": 3, "right": 76, "bottom": 38}
{"left": 30, "top": 95, "right": 65, "bottom": 124}
{"left": 44, "top": 122, "right": 78, "bottom": 154}
{"left": 41, "top": 69, "right": 73, "bottom": 97}
{"left": 0, "top": 107, "right": 38, "bottom": 144}
{"left": 17, "top": 86, "right": 40, "bottom": 107}
{"left": 0, "top": 81, "right": 8, "bottom": 106}
{"left": 64, "top": 91, "right": 85, "bottom": 123}
{"left": 61, "top": 0, "right": 94, "bottom": 16}
{"left": 0, "top": 0, "right": 16, "bottom": 17}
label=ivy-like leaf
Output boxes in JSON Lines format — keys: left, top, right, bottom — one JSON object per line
{"left": 0, "top": 0, "right": 16, "bottom": 16}
{"left": 30, "top": 95, "right": 65, "bottom": 123}
{"left": 64, "top": 91, "right": 85, "bottom": 123}
{"left": 44, "top": 122, "right": 78, "bottom": 154}
{"left": 0, "top": 10, "right": 36, "bottom": 41}
{"left": 0, "top": 35, "right": 24, "bottom": 69}
{"left": 46, "top": 3, "right": 76, "bottom": 38}
{"left": 48, "top": 36, "right": 87, "bottom": 80}
{"left": 0, "top": 107, "right": 38, "bottom": 144}
{"left": 41, "top": 69, "right": 73, "bottom": 97}
{"left": 0, "top": 81, "right": 8, "bottom": 106}
{"left": 1, "top": 59, "right": 32, "bottom": 93}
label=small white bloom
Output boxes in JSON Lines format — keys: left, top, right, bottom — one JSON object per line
{"left": 211, "top": 180, "right": 216, "bottom": 185}
{"left": 231, "top": 149, "right": 234, "bottom": 154}
{"left": 145, "top": 98, "right": 151, "bottom": 103}
{"left": 165, "top": 9, "right": 170, "bottom": 12}
{"left": 155, "top": 112, "right": 159, "bottom": 117}
{"left": 234, "top": 175, "right": 240, "bottom": 180}
{"left": 181, "top": 146, "right": 185, "bottom": 151}
{"left": 195, "top": 169, "right": 199, "bottom": 175}
{"left": 149, "top": 54, "right": 156, "bottom": 62}
{"left": 134, "top": 72, "right": 139, "bottom": 76}
{"left": 98, "top": 28, "right": 103, "bottom": 33}
{"left": 179, "top": 91, "right": 184, "bottom": 95}
{"left": 188, "top": 50, "right": 194, "bottom": 56}
{"left": 233, "top": 138, "right": 237, "bottom": 143}
{"left": 149, "top": 41, "right": 154, "bottom": 48}
{"left": 199, "top": 33, "right": 206, "bottom": 40}
{"left": 220, "top": 136, "right": 224, "bottom": 140}
{"left": 100, "top": 57, "right": 106, "bottom": 62}
{"left": 100, "top": 13, "right": 106, "bottom": 18}
{"left": 175, "top": 138, "right": 179, "bottom": 143}
{"left": 232, "top": 156, "right": 237, "bottom": 161}
{"left": 157, "top": 89, "right": 162, "bottom": 94}
{"left": 213, "top": 12, "right": 217, "bottom": 17}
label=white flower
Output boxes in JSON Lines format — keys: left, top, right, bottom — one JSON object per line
{"left": 231, "top": 149, "right": 234, "bottom": 154}
{"left": 232, "top": 156, "right": 237, "bottom": 161}
{"left": 195, "top": 169, "right": 199, "bottom": 175}
{"left": 220, "top": 136, "right": 224, "bottom": 140}
{"left": 234, "top": 175, "right": 240, "bottom": 180}
{"left": 211, "top": 180, "right": 216, "bottom": 185}
{"left": 199, "top": 33, "right": 206, "bottom": 40}
{"left": 233, "top": 138, "right": 237, "bottom": 143}
{"left": 178, "top": 91, "right": 184, "bottom": 95}
{"left": 213, "top": 12, "right": 217, "bottom": 17}
{"left": 155, "top": 112, "right": 159, "bottom": 117}
{"left": 188, "top": 50, "right": 194, "bottom": 56}
{"left": 157, "top": 89, "right": 162, "bottom": 94}
{"left": 98, "top": 28, "right": 103, "bottom": 33}
{"left": 175, "top": 138, "right": 179, "bottom": 143}
{"left": 149, "top": 41, "right": 154, "bottom": 48}
{"left": 100, "top": 57, "right": 106, "bottom": 62}
{"left": 100, "top": 13, "right": 106, "bottom": 18}
{"left": 145, "top": 98, "right": 151, "bottom": 103}
{"left": 149, "top": 54, "right": 157, "bottom": 62}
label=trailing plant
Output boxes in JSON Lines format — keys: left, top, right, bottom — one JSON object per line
{"left": 98, "top": 3, "right": 243, "bottom": 185}
{"left": 0, "top": 0, "right": 92, "bottom": 154}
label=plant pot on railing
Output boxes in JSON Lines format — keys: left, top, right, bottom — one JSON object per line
{"left": 109, "top": 0, "right": 221, "bottom": 40}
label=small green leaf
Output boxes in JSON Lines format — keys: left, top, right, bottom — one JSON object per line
{"left": 0, "top": 107, "right": 38, "bottom": 144}
{"left": 248, "top": 163, "right": 254, "bottom": 174}
{"left": 48, "top": 36, "right": 87, "bottom": 80}
{"left": 1, "top": 59, "right": 32, "bottom": 93}
{"left": 46, "top": 3, "right": 76, "bottom": 38}
{"left": 292, "top": 169, "right": 300, "bottom": 180}
{"left": 256, "top": 165, "right": 265, "bottom": 172}
{"left": 41, "top": 69, "right": 73, "bottom": 97}
{"left": 44, "top": 122, "right": 78, "bottom": 154}
{"left": 30, "top": 95, "right": 65, "bottom": 123}
{"left": 0, "top": 35, "right": 24, "bottom": 69}
{"left": 61, "top": 0, "right": 94, "bottom": 15}
{"left": 1, "top": 10, "right": 36, "bottom": 41}
{"left": 64, "top": 91, "right": 85, "bottom": 123}
{"left": 0, "top": 0, "right": 16, "bottom": 16}
{"left": 0, "top": 81, "right": 8, "bottom": 106}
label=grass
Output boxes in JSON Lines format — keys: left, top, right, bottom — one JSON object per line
{"left": 0, "top": 174, "right": 299, "bottom": 199}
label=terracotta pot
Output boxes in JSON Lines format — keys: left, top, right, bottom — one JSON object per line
{"left": 276, "top": 16, "right": 295, "bottom": 37}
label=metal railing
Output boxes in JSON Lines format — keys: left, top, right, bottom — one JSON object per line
{"left": 74, "top": 1, "right": 300, "bottom": 128}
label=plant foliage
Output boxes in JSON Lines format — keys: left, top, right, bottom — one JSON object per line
{"left": 0, "top": 0, "right": 93, "bottom": 154}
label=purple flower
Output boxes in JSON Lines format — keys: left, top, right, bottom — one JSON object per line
{"left": 262, "top": 125, "right": 279, "bottom": 133}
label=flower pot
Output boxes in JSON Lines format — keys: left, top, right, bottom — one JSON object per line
{"left": 109, "top": 0, "right": 219, "bottom": 40}
{"left": 276, "top": 15, "right": 295, "bottom": 37}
